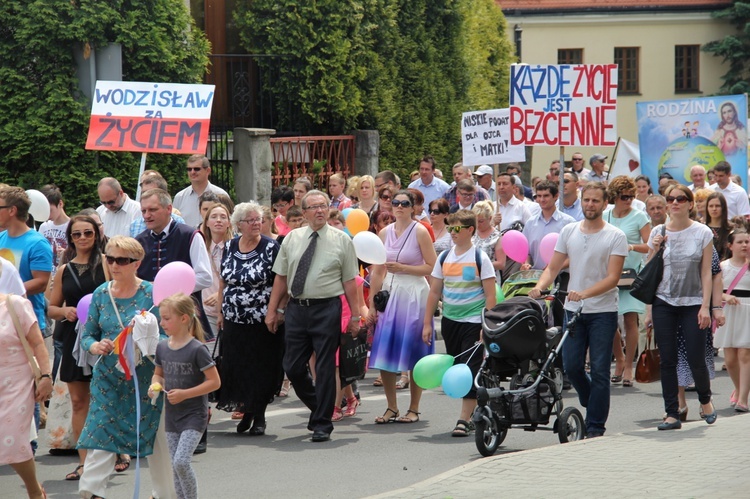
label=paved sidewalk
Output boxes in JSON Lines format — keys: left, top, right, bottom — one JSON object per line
{"left": 370, "top": 412, "right": 750, "bottom": 498}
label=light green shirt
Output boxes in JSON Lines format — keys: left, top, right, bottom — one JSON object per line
{"left": 273, "top": 224, "right": 359, "bottom": 299}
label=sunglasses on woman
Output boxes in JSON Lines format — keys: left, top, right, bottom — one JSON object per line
{"left": 391, "top": 200, "right": 412, "bottom": 208}
{"left": 379, "top": 195, "right": 391, "bottom": 201}
{"left": 429, "top": 209, "right": 446, "bottom": 215}
{"left": 666, "top": 195, "right": 689, "bottom": 204}
{"left": 105, "top": 255, "right": 138, "bottom": 266}
{"left": 447, "top": 225, "right": 470, "bottom": 233}
{"left": 71, "top": 230, "right": 96, "bottom": 240}
{"left": 619, "top": 194, "right": 635, "bottom": 201}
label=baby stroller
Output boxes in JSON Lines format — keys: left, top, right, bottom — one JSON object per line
{"left": 472, "top": 294, "right": 584, "bottom": 457}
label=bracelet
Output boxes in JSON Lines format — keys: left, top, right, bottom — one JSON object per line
{"left": 40, "top": 374, "right": 51, "bottom": 379}
{"left": 711, "top": 306, "right": 723, "bottom": 310}
{"left": 350, "top": 316, "right": 362, "bottom": 322}
{"left": 276, "top": 308, "right": 285, "bottom": 314}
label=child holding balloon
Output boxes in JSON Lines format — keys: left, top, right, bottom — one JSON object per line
{"left": 149, "top": 293, "right": 220, "bottom": 499}
{"left": 422, "top": 210, "right": 496, "bottom": 436}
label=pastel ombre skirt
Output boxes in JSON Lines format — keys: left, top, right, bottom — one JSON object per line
{"left": 369, "top": 273, "right": 434, "bottom": 373}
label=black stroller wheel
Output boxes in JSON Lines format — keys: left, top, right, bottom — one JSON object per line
{"left": 474, "top": 409, "right": 506, "bottom": 457}
{"left": 556, "top": 407, "right": 585, "bottom": 443}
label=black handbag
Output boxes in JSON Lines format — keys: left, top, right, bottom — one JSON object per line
{"left": 339, "top": 330, "right": 368, "bottom": 386}
{"left": 629, "top": 225, "right": 666, "bottom": 304}
{"left": 373, "top": 290, "right": 390, "bottom": 312}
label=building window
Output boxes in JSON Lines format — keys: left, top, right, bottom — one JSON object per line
{"left": 675, "top": 45, "right": 700, "bottom": 92}
{"left": 614, "top": 47, "right": 640, "bottom": 94}
{"left": 558, "top": 49, "right": 583, "bottom": 65}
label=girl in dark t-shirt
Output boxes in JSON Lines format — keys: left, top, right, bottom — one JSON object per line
{"left": 150, "top": 293, "right": 220, "bottom": 499}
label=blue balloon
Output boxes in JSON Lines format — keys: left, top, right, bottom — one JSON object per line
{"left": 441, "top": 363, "right": 473, "bottom": 398}
{"left": 344, "top": 227, "right": 352, "bottom": 237}
{"left": 341, "top": 208, "right": 353, "bottom": 220}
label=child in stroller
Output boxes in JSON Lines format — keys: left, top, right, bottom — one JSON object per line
{"left": 473, "top": 294, "right": 585, "bottom": 456}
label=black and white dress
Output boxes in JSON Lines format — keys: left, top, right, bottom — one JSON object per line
{"left": 216, "top": 235, "right": 283, "bottom": 414}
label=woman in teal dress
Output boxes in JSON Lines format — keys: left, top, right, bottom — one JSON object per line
{"left": 605, "top": 176, "right": 651, "bottom": 387}
{"left": 77, "top": 236, "right": 167, "bottom": 499}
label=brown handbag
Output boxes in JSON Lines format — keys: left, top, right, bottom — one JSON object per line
{"left": 635, "top": 326, "right": 660, "bottom": 383}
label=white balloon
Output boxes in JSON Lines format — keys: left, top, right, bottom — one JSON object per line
{"left": 25, "top": 189, "right": 50, "bottom": 222}
{"left": 353, "top": 231, "right": 386, "bottom": 265}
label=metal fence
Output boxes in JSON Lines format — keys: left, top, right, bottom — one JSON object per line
{"left": 270, "top": 135, "right": 356, "bottom": 190}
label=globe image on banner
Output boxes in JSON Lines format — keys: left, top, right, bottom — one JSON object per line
{"left": 657, "top": 136, "right": 725, "bottom": 183}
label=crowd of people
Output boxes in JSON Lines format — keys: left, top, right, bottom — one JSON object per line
{"left": 2, "top": 151, "right": 750, "bottom": 497}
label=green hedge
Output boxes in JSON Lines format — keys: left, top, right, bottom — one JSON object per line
{"left": 0, "top": 0, "right": 209, "bottom": 212}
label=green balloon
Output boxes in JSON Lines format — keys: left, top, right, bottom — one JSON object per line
{"left": 413, "top": 354, "right": 455, "bottom": 389}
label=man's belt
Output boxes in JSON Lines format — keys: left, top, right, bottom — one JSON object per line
{"left": 289, "top": 296, "right": 339, "bottom": 307}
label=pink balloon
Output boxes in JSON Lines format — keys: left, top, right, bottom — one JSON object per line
{"left": 539, "top": 233, "right": 559, "bottom": 265}
{"left": 153, "top": 262, "right": 196, "bottom": 305}
{"left": 77, "top": 293, "right": 93, "bottom": 325}
{"left": 501, "top": 229, "right": 529, "bottom": 263}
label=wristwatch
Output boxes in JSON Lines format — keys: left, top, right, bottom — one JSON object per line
{"left": 350, "top": 316, "right": 362, "bottom": 322}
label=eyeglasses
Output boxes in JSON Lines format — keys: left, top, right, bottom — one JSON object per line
{"left": 619, "top": 194, "right": 635, "bottom": 201}
{"left": 391, "top": 200, "right": 412, "bottom": 208}
{"left": 304, "top": 204, "right": 328, "bottom": 211}
{"left": 0, "top": 205, "right": 11, "bottom": 209}
{"left": 563, "top": 179, "right": 572, "bottom": 184}
{"left": 100, "top": 198, "right": 118, "bottom": 206}
{"left": 273, "top": 202, "right": 289, "bottom": 209}
{"left": 447, "top": 225, "right": 470, "bottom": 234}
{"left": 105, "top": 255, "right": 138, "bottom": 266}
{"left": 572, "top": 158, "right": 583, "bottom": 161}
{"left": 549, "top": 169, "right": 560, "bottom": 174}
{"left": 458, "top": 191, "right": 474, "bottom": 197}
{"left": 379, "top": 195, "right": 391, "bottom": 201}
{"left": 240, "top": 218, "right": 262, "bottom": 225}
{"left": 71, "top": 230, "right": 95, "bottom": 240}
{"left": 666, "top": 195, "right": 689, "bottom": 204}
{"left": 429, "top": 209, "right": 446, "bottom": 215}
{"left": 187, "top": 167, "right": 206, "bottom": 172}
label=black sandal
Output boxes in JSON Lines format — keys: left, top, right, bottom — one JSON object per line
{"left": 451, "top": 419, "right": 474, "bottom": 437}
{"left": 65, "top": 464, "right": 84, "bottom": 481}
{"left": 397, "top": 409, "right": 421, "bottom": 423}
{"left": 115, "top": 455, "right": 131, "bottom": 472}
{"left": 375, "top": 408, "right": 399, "bottom": 424}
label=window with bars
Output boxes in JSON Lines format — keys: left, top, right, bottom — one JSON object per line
{"left": 557, "top": 49, "right": 583, "bottom": 65}
{"left": 614, "top": 47, "right": 639, "bottom": 94}
{"left": 675, "top": 45, "right": 700, "bottom": 92}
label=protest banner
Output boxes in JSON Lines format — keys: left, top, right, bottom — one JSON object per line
{"left": 509, "top": 64, "right": 618, "bottom": 147}
{"left": 85, "top": 81, "right": 215, "bottom": 155}
{"left": 461, "top": 108, "right": 526, "bottom": 167}
{"left": 636, "top": 95, "right": 748, "bottom": 187}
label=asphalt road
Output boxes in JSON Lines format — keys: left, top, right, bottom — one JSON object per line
{"left": 0, "top": 342, "right": 738, "bottom": 499}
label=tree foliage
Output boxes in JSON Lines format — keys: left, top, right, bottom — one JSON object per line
{"left": 703, "top": 1, "right": 750, "bottom": 95}
{"left": 0, "top": 0, "right": 210, "bottom": 212}
{"left": 236, "top": 0, "right": 514, "bottom": 181}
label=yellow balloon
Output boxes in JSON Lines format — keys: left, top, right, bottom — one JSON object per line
{"left": 346, "top": 209, "right": 370, "bottom": 236}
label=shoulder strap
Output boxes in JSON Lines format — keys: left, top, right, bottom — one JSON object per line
{"left": 108, "top": 282, "right": 126, "bottom": 330}
{"left": 438, "top": 248, "right": 483, "bottom": 274}
{"left": 66, "top": 263, "right": 83, "bottom": 292}
{"left": 727, "top": 263, "right": 749, "bottom": 295}
{"left": 7, "top": 295, "right": 42, "bottom": 380}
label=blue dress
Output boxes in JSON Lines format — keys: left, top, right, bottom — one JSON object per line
{"left": 77, "top": 281, "right": 164, "bottom": 456}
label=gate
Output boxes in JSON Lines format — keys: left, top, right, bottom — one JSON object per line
{"left": 270, "top": 136, "right": 356, "bottom": 191}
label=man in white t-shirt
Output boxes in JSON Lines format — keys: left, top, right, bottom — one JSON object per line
{"left": 422, "top": 209, "right": 496, "bottom": 437}
{"left": 710, "top": 161, "right": 750, "bottom": 218}
{"left": 530, "top": 182, "right": 627, "bottom": 438}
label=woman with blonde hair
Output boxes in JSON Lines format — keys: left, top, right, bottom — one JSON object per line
{"left": 693, "top": 188, "right": 713, "bottom": 223}
{"left": 78, "top": 236, "right": 172, "bottom": 498}
{"left": 353, "top": 175, "right": 377, "bottom": 215}
{"left": 472, "top": 201, "right": 506, "bottom": 282}
{"left": 604, "top": 176, "right": 650, "bottom": 387}
{"left": 201, "top": 203, "right": 234, "bottom": 338}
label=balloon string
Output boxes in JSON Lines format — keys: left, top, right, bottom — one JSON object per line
{"left": 454, "top": 342, "right": 482, "bottom": 363}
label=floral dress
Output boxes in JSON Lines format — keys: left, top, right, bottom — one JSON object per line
{"left": 78, "top": 281, "right": 164, "bottom": 456}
